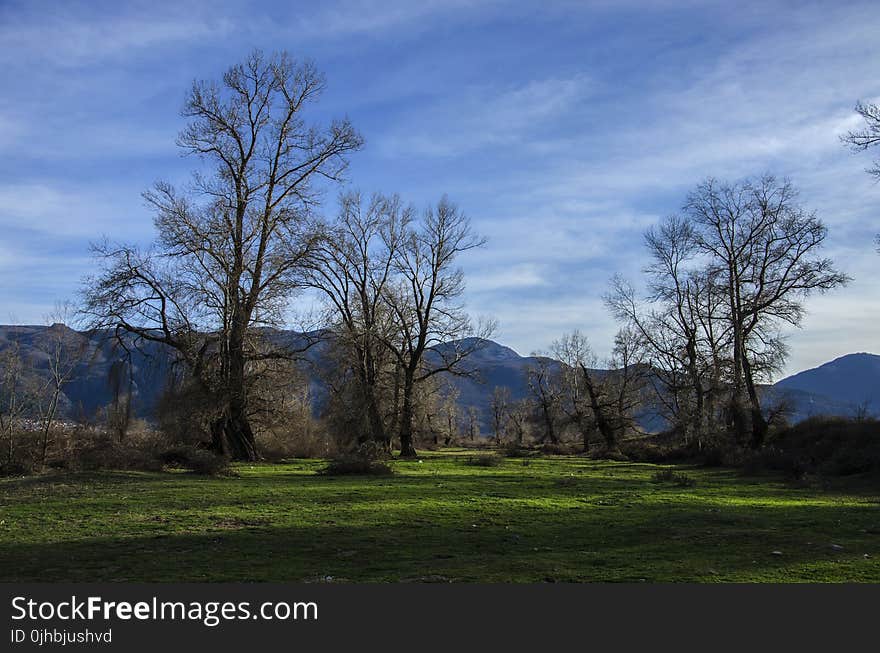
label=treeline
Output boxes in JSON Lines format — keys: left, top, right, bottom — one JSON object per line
{"left": 1, "top": 49, "right": 876, "bottom": 473}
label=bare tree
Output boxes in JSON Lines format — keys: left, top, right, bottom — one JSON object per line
{"left": 466, "top": 406, "right": 480, "bottom": 441}
{"left": 380, "top": 197, "right": 493, "bottom": 457}
{"left": 684, "top": 175, "right": 850, "bottom": 447}
{"left": 106, "top": 358, "right": 133, "bottom": 442}
{"left": 526, "top": 355, "right": 560, "bottom": 445}
{"left": 305, "top": 192, "right": 410, "bottom": 449}
{"left": 439, "top": 383, "right": 461, "bottom": 446}
{"left": 606, "top": 216, "right": 731, "bottom": 445}
{"left": 505, "top": 398, "right": 531, "bottom": 447}
{"left": 82, "top": 51, "right": 362, "bottom": 460}
{"left": 551, "top": 330, "right": 597, "bottom": 452}
{"left": 490, "top": 386, "right": 510, "bottom": 444}
{"left": 0, "top": 340, "right": 32, "bottom": 467}
{"left": 34, "top": 305, "right": 87, "bottom": 467}
{"left": 574, "top": 329, "right": 647, "bottom": 451}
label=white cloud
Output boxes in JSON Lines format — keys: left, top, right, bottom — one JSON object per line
{"left": 0, "top": 6, "right": 232, "bottom": 69}
{"left": 0, "top": 183, "right": 153, "bottom": 241}
{"left": 380, "top": 74, "right": 593, "bottom": 157}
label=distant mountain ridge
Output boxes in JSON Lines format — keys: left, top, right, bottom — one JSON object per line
{"left": 0, "top": 324, "right": 875, "bottom": 430}
{"left": 772, "top": 353, "right": 880, "bottom": 420}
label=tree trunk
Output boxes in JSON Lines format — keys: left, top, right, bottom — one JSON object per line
{"left": 40, "top": 388, "right": 61, "bottom": 468}
{"left": 398, "top": 380, "right": 418, "bottom": 458}
{"left": 581, "top": 366, "right": 615, "bottom": 450}
{"left": 541, "top": 402, "right": 557, "bottom": 444}
{"left": 210, "top": 404, "right": 258, "bottom": 461}
{"left": 741, "top": 353, "right": 768, "bottom": 449}
{"left": 364, "top": 389, "right": 387, "bottom": 445}
{"left": 686, "top": 334, "right": 704, "bottom": 443}
{"left": 577, "top": 416, "right": 590, "bottom": 453}
{"left": 210, "top": 325, "right": 258, "bottom": 461}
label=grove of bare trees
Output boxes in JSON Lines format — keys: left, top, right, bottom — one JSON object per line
{"left": 80, "top": 50, "right": 490, "bottom": 461}
{"left": 607, "top": 175, "right": 849, "bottom": 449}
{"left": 308, "top": 192, "right": 492, "bottom": 457}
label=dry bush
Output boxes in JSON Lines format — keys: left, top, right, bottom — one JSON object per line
{"left": 540, "top": 442, "right": 582, "bottom": 456}
{"left": 156, "top": 444, "right": 232, "bottom": 476}
{"left": 319, "top": 440, "right": 394, "bottom": 476}
{"left": 651, "top": 468, "right": 697, "bottom": 487}
{"left": 501, "top": 441, "right": 530, "bottom": 458}
{"left": 257, "top": 425, "right": 336, "bottom": 460}
{"left": 618, "top": 438, "right": 686, "bottom": 464}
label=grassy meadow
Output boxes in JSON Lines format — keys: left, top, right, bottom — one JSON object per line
{"left": 1, "top": 450, "right": 878, "bottom": 582}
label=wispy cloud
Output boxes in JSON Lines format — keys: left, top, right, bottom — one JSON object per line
{"left": 380, "top": 74, "right": 593, "bottom": 157}
{"left": 0, "top": 4, "right": 232, "bottom": 69}
{"left": 0, "top": 182, "right": 153, "bottom": 240}
{"left": 293, "top": 0, "right": 490, "bottom": 38}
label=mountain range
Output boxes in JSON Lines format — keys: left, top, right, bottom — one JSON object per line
{"left": 1, "top": 324, "right": 876, "bottom": 432}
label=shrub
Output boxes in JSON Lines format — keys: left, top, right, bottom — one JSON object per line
{"left": 699, "top": 445, "right": 728, "bottom": 468}
{"left": 157, "top": 445, "right": 232, "bottom": 476}
{"left": 740, "top": 447, "right": 808, "bottom": 480}
{"left": 501, "top": 442, "right": 528, "bottom": 458}
{"left": 319, "top": 440, "right": 394, "bottom": 476}
{"left": 651, "top": 468, "right": 696, "bottom": 487}
{"left": 756, "top": 416, "right": 880, "bottom": 477}
{"left": 591, "top": 447, "right": 629, "bottom": 462}
{"left": 466, "top": 453, "right": 502, "bottom": 467}
{"left": 70, "top": 432, "right": 165, "bottom": 473}
{"left": 0, "top": 458, "right": 32, "bottom": 477}
{"left": 619, "top": 439, "right": 680, "bottom": 463}
{"left": 258, "top": 427, "right": 336, "bottom": 461}
{"left": 540, "top": 442, "right": 580, "bottom": 456}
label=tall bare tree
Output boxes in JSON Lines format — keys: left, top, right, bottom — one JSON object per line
{"left": 505, "top": 398, "right": 531, "bottom": 447}
{"left": 106, "top": 358, "right": 133, "bottom": 442}
{"left": 606, "top": 217, "right": 730, "bottom": 445}
{"left": 526, "top": 355, "right": 560, "bottom": 445}
{"left": 83, "top": 51, "right": 362, "bottom": 460}
{"left": 684, "top": 175, "right": 849, "bottom": 447}
{"left": 380, "top": 197, "right": 492, "bottom": 457}
{"left": 439, "top": 382, "right": 461, "bottom": 446}
{"left": 305, "top": 192, "right": 410, "bottom": 448}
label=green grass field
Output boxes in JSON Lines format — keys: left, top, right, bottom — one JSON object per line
{"left": 1, "top": 450, "right": 878, "bottom": 582}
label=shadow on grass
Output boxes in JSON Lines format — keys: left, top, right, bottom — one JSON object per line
{"left": 1, "top": 498, "right": 877, "bottom": 583}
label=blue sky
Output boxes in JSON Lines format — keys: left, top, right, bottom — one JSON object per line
{"left": 0, "top": 0, "right": 878, "bottom": 378}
